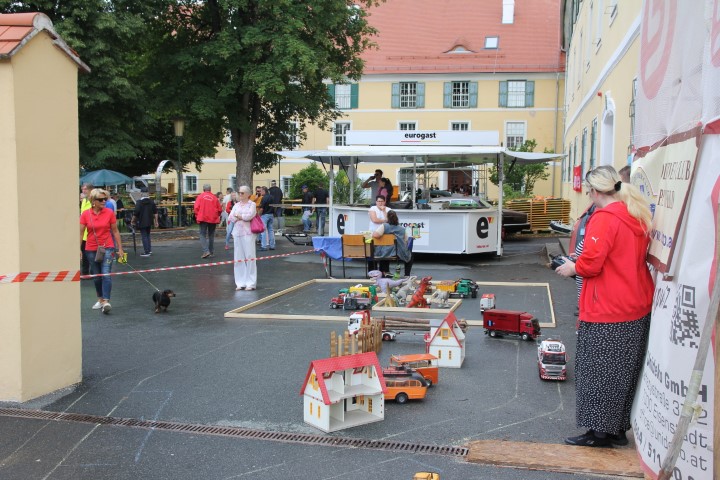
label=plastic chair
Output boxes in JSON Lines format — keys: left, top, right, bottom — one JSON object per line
{"left": 372, "top": 234, "right": 399, "bottom": 272}
{"left": 341, "top": 234, "right": 371, "bottom": 278}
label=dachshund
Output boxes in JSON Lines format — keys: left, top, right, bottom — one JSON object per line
{"left": 152, "top": 289, "right": 176, "bottom": 313}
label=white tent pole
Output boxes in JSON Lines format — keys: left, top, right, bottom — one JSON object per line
{"left": 329, "top": 157, "right": 335, "bottom": 235}
{"left": 497, "top": 153, "right": 504, "bottom": 256}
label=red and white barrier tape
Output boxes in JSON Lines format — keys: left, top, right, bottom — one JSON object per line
{"left": 0, "top": 249, "right": 315, "bottom": 284}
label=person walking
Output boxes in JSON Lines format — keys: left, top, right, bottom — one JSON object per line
{"left": 80, "top": 183, "right": 93, "bottom": 275}
{"left": 131, "top": 188, "right": 159, "bottom": 257}
{"left": 228, "top": 186, "right": 257, "bottom": 290}
{"left": 221, "top": 187, "right": 234, "bottom": 227}
{"left": 556, "top": 165, "right": 653, "bottom": 448}
{"left": 313, "top": 184, "right": 329, "bottom": 236}
{"left": 193, "top": 184, "right": 222, "bottom": 258}
{"left": 80, "top": 188, "right": 125, "bottom": 314}
{"left": 258, "top": 186, "right": 275, "bottom": 251}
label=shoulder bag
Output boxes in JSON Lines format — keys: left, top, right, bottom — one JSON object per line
{"left": 250, "top": 214, "right": 265, "bottom": 234}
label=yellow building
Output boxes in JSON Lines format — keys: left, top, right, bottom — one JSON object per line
{"left": 561, "top": 0, "right": 641, "bottom": 220}
{"left": 0, "top": 12, "right": 89, "bottom": 401}
{"left": 189, "top": 0, "right": 566, "bottom": 202}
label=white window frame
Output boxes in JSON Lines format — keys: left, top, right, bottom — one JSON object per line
{"left": 335, "top": 84, "right": 351, "bottom": 109}
{"left": 184, "top": 175, "right": 198, "bottom": 193}
{"left": 595, "top": 0, "right": 603, "bottom": 50}
{"left": 505, "top": 121, "right": 526, "bottom": 150}
{"left": 484, "top": 36, "right": 498, "bottom": 49}
{"left": 450, "top": 121, "right": 470, "bottom": 131}
{"left": 507, "top": 81, "right": 528, "bottom": 108}
{"left": 398, "top": 121, "right": 417, "bottom": 131}
{"left": 451, "top": 81, "right": 470, "bottom": 108}
{"left": 399, "top": 82, "right": 417, "bottom": 108}
{"left": 281, "top": 176, "right": 291, "bottom": 197}
{"left": 333, "top": 122, "right": 351, "bottom": 146}
{"left": 608, "top": 0, "right": 618, "bottom": 25}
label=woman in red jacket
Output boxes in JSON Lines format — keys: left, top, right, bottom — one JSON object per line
{"left": 556, "top": 165, "right": 653, "bottom": 448}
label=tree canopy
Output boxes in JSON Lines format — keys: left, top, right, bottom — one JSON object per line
{"left": 1, "top": 0, "right": 380, "bottom": 181}
{"left": 490, "top": 139, "right": 551, "bottom": 199}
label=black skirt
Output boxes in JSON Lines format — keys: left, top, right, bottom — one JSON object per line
{"left": 575, "top": 314, "right": 651, "bottom": 433}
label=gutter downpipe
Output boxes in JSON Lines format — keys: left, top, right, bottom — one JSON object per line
{"left": 553, "top": 71, "right": 560, "bottom": 197}
{"left": 496, "top": 152, "right": 504, "bottom": 256}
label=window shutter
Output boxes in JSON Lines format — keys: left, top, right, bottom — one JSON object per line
{"left": 391, "top": 83, "right": 400, "bottom": 108}
{"left": 443, "top": 82, "right": 452, "bottom": 108}
{"left": 327, "top": 84, "right": 335, "bottom": 105}
{"left": 469, "top": 82, "right": 478, "bottom": 108}
{"left": 525, "top": 81, "right": 535, "bottom": 107}
{"left": 350, "top": 84, "right": 359, "bottom": 109}
{"left": 416, "top": 83, "right": 425, "bottom": 108}
{"left": 499, "top": 81, "right": 508, "bottom": 107}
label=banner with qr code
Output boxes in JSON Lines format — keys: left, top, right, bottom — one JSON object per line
{"left": 630, "top": 129, "right": 717, "bottom": 479}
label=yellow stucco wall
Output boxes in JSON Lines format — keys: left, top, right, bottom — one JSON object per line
{"left": 0, "top": 32, "right": 82, "bottom": 401}
{"left": 562, "top": 1, "right": 641, "bottom": 221}
{"left": 205, "top": 73, "right": 566, "bottom": 201}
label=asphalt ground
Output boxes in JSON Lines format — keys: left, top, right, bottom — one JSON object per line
{"left": 0, "top": 233, "right": 628, "bottom": 480}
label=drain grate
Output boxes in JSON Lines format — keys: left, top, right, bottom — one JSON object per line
{"left": 0, "top": 407, "right": 468, "bottom": 457}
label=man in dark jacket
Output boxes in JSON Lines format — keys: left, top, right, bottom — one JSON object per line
{"left": 313, "top": 185, "right": 329, "bottom": 236}
{"left": 131, "top": 188, "right": 158, "bottom": 257}
{"left": 269, "top": 180, "right": 284, "bottom": 232}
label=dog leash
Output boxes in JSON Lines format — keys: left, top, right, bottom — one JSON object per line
{"left": 117, "top": 254, "right": 160, "bottom": 292}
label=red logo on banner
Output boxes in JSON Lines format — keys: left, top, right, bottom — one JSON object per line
{"left": 640, "top": 0, "right": 677, "bottom": 99}
{"left": 573, "top": 166, "right": 583, "bottom": 192}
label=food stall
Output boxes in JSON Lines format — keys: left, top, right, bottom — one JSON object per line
{"left": 277, "top": 132, "right": 564, "bottom": 255}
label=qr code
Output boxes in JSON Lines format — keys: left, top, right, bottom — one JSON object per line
{"left": 670, "top": 285, "right": 700, "bottom": 348}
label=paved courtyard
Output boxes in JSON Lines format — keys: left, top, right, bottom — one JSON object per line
{"left": 0, "top": 234, "right": 631, "bottom": 479}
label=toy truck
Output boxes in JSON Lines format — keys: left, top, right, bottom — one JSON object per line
{"left": 330, "top": 285, "right": 377, "bottom": 310}
{"left": 482, "top": 309, "right": 540, "bottom": 341}
{"left": 538, "top": 338, "right": 567, "bottom": 380}
{"left": 435, "top": 279, "right": 478, "bottom": 298}
{"left": 479, "top": 293, "right": 495, "bottom": 311}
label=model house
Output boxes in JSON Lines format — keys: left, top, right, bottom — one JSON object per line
{"left": 301, "top": 352, "right": 387, "bottom": 433}
{"left": 426, "top": 312, "right": 466, "bottom": 368}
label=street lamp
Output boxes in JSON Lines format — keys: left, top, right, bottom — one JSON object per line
{"left": 172, "top": 118, "right": 185, "bottom": 227}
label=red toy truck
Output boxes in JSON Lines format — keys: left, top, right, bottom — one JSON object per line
{"left": 482, "top": 309, "right": 540, "bottom": 341}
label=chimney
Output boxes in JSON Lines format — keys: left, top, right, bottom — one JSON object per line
{"left": 502, "top": 0, "right": 515, "bottom": 24}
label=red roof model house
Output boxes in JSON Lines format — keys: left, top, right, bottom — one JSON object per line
{"left": 426, "top": 312, "right": 466, "bottom": 368}
{"left": 301, "top": 352, "right": 387, "bottom": 433}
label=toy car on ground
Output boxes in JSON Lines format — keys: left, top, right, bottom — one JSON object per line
{"left": 383, "top": 371, "right": 429, "bottom": 404}
{"left": 435, "top": 279, "right": 478, "bottom": 298}
{"left": 538, "top": 338, "right": 567, "bottom": 380}
{"left": 382, "top": 330, "right": 398, "bottom": 341}
{"left": 390, "top": 353, "right": 439, "bottom": 386}
{"left": 479, "top": 293, "right": 495, "bottom": 311}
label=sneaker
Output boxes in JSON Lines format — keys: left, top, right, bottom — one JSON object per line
{"left": 564, "top": 430, "right": 612, "bottom": 448}
{"left": 140, "top": 253, "right": 151, "bottom": 257}
{"left": 269, "top": 247, "right": 275, "bottom": 250}
{"left": 201, "top": 252, "right": 210, "bottom": 258}
{"left": 101, "top": 302, "right": 111, "bottom": 314}
{"left": 208, "top": 254, "right": 215, "bottom": 258}
{"left": 92, "top": 301, "right": 102, "bottom": 310}
{"left": 225, "top": 245, "right": 229, "bottom": 250}
{"left": 608, "top": 432, "right": 629, "bottom": 446}
{"left": 259, "top": 247, "right": 268, "bottom": 251}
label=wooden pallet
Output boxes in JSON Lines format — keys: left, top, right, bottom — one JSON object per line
{"left": 506, "top": 198, "right": 571, "bottom": 231}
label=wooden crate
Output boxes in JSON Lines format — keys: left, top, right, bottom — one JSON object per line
{"left": 505, "top": 198, "right": 570, "bottom": 231}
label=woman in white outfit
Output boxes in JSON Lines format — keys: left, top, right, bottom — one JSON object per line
{"left": 368, "top": 195, "right": 392, "bottom": 232}
{"left": 228, "top": 186, "right": 257, "bottom": 290}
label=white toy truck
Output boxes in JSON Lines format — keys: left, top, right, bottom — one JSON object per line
{"left": 537, "top": 338, "right": 567, "bottom": 380}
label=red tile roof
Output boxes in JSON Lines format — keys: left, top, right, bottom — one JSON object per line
{"left": 428, "top": 311, "right": 464, "bottom": 346}
{"left": 362, "top": 0, "right": 565, "bottom": 74}
{"left": 0, "top": 12, "right": 89, "bottom": 72}
{"left": 301, "top": 352, "right": 387, "bottom": 405}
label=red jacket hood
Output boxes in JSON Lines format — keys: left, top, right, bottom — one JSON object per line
{"left": 592, "top": 201, "right": 648, "bottom": 237}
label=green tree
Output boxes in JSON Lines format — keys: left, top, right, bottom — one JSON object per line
{"left": 0, "top": 0, "right": 219, "bottom": 176}
{"left": 490, "top": 139, "right": 551, "bottom": 199}
{"left": 147, "top": 0, "right": 380, "bottom": 187}
{"left": 288, "top": 163, "right": 327, "bottom": 198}
{"left": 332, "top": 169, "right": 366, "bottom": 204}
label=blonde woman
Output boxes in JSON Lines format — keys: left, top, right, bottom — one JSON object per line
{"left": 556, "top": 165, "right": 653, "bottom": 448}
{"left": 79, "top": 188, "right": 125, "bottom": 313}
{"left": 228, "top": 186, "right": 257, "bottom": 290}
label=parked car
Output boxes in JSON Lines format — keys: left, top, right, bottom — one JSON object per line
{"left": 430, "top": 197, "right": 530, "bottom": 235}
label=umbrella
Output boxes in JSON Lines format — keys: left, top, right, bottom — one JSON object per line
{"left": 80, "top": 169, "right": 133, "bottom": 187}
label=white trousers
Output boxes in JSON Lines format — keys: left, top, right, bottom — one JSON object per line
{"left": 233, "top": 234, "right": 257, "bottom": 289}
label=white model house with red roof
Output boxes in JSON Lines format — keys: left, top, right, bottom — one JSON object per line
{"left": 301, "top": 351, "right": 387, "bottom": 433}
{"left": 426, "top": 312, "right": 466, "bottom": 368}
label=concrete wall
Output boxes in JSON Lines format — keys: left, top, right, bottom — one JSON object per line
{"left": 0, "top": 32, "right": 82, "bottom": 402}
